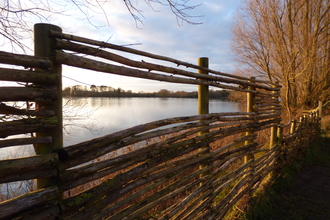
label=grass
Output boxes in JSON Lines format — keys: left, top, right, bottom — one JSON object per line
{"left": 241, "top": 132, "right": 329, "bottom": 220}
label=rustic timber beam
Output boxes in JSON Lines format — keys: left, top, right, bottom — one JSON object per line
{"left": 0, "top": 136, "right": 52, "bottom": 148}
{"left": 55, "top": 39, "right": 277, "bottom": 91}
{"left": 0, "top": 153, "right": 58, "bottom": 183}
{"left": 50, "top": 30, "right": 280, "bottom": 88}
{"left": 0, "top": 185, "right": 59, "bottom": 220}
{"left": 0, "top": 116, "right": 57, "bottom": 138}
{"left": 0, "top": 86, "right": 57, "bottom": 102}
{"left": 0, "top": 51, "right": 53, "bottom": 69}
{"left": 56, "top": 51, "right": 255, "bottom": 93}
{"left": 0, "top": 103, "right": 54, "bottom": 116}
{"left": 0, "top": 67, "right": 58, "bottom": 84}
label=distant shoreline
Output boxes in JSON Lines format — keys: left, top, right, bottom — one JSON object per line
{"left": 63, "top": 86, "right": 230, "bottom": 100}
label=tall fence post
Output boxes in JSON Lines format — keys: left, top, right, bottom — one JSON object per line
{"left": 34, "top": 23, "right": 63, "bottom": 189}
{"left": 244, "top": 77, "right": 255, "bottom": 163}
{"left": 269, "top": 82, "right": 280, "bottom": 149}
{"left": 300, "top": 116, "right": 304, "bottom": 127}
{"left": 290, "top": 120, "right": 296, "bottom": 134}
{"left": 269, "top": 121, "right": 277, "bottom": 149}
{"left": 198, "top": 57, "right": 209, "bottom": 117}
{"left": 198, "top": 57, "right": 209, "bottom": 178}
{"left": 277, "top": 125, "right": 283, "bottom": 144}
{"left": 318, "top": 100, "right": 323, "bottom": 119}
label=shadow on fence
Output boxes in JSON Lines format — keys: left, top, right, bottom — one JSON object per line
{"left": 0, "top": 23, "right": 322, "bottom": 220}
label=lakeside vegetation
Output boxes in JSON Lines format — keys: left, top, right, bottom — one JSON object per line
{"left": 63, "top": 85, "right": 230, "bottom": 99}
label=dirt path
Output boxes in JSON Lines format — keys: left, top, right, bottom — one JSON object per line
{"left": 261, "top": 137, "right": 330, "bottom": 220}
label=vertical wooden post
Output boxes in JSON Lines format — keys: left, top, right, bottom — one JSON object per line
{"left": 244, "top": 77, "right": 255, "bottom": 163}
{"left": 269, "top": 82, "right": 279, "bottom": 149}
{"left": 290, "top": 120, "right": 296, "bottom": 134}
{"left": 299, "top": 116, "right": 304, "bottom": 127}
{"left": 34, "top": 23, "right": 63, "bottom": 189}
{"left": 198, "top": 57, "right": 209, "bottom": 117}
{"left": 270, "top": 126, "right": 278, "bottom": 148}
{"left": 277, "top": 125, "right": 283, "bottom": 144}
{"left": 198, "top": 57, "right": 209, "bottom": 178}
{"left": 318, "top": 100, "right": 323, "bottom": 119}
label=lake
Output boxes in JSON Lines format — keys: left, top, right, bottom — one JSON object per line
{"left": 0, "top": 97, "right": 239, "bottom": 159}
{"left": 63, "top": 97, "right": 239, "bottom": 146}
{"left": 0, "top": 97, "right": 238, "bottom": 199}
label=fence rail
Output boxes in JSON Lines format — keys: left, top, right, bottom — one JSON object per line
{"left": 0, "top": 23, "right": 321, "bottom": 220}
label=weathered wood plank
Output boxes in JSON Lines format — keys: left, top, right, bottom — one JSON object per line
{"left": 0, "top": 103, "right": 54, "bottom": 116}
{"left": 0, "top": 117, "right": 57, "bottom": 138}
{"left": 0, "top": 86, "right": 57, "bottom": 102}
{"left": 0, "top": 153, "right": 58, "bottom": 183}
{"left": 58, "top": 112, "right": 255, "bottom": 167}
{"left": 0, "top": 185, "right": 59, "bottom": 220}
{"left": 0, "top": 51, "right": 53, "bottom": 69}
{"left": 55, "top": 39, "right": 277, "bottom": 91}
{"left": 1, "top": 168, "right": 58, "bottom": 184}
{"left": 50, "top": 30, "right": 280, "bottom": 89}
{"left": 0, "top": 67, "right": 58, "bottom": 84}
{"left": 12, "top": 206, "right": 60, "bottom": 220}
{"left": 55, "top": 51, "right": 257, "bottom": 93}
{"left": 0, "top": 136, "right": 52, "bottom": 148}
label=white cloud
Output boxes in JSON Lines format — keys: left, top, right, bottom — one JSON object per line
{"left": 67, "top": 0, "right": 243, "bottom": 92}
{"left": 1, "top": 0, "right": 243, "bottom": 92}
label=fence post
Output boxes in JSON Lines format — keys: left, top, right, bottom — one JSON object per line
{"left": 244, "top": 77, "right": 255, "bottom": 163}
{"left": 290, "top": 120, "right": 296, "bottom": 134}
{"left": 34, "top": 23, "right": 63, "bottom": 189}
{"left": 269, "top": 82, "right": 280, "bottom": 149}
{"left": 270, "top": 124, "right": 278, "bottom": 149}
{"left": 277, "top": 125, "right": 283, "bottom": 144}
{"left": 198, "top": 57, "right": 209, "bottom": 178}
{"left": 318, "top": 100, "right": 323, "bottom": 119}
{"left": 198, "top": 57, "right": 209, "bottom": 116}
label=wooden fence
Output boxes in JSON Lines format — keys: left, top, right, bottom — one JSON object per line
{"left": 0, "top": 23, "right": 321, "bottom": 220}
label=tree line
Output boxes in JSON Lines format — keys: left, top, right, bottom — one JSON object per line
{"left": 63, "top": 85, "right": 230, "bottom": 99}
{"left": 232, "top": 0, "right": 329, "bottom": 112}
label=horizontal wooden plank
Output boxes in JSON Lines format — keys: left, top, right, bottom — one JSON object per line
{"left": 56, "top": 51, "right": 257, "bottom": 93}
{"left": 0, "top": 153, "right": 58, "bottom": 183}
{"left": 0, "top": 136, "right": 52, "bottom": 148}
{"left": 12, "top": 206, "right": 59, "bottom": 220}
{"left": 0, "top": 86, "right": 57, "bottom": 102}
{"left": 55, "top": 39, "right": 277, "bottom": 91}
{"left": 50, "top": 30, "right": 280, "bottom": 89}
{"left": 0, "top": 116, "right": 57, "bottom": 138}
{"left": 0, "top": 67, "right": 58, "bottom": 84}
{"left": 0, "top": 168, "right": 57, "bottom": 184}
{"left": 0, "top": 51, "right": 53, "bottom": 69}
{"left": 58, "top": 112, "right": 255, "bottom": 166}
{"left": 0, "top": 103, "right": 54, "bottom": 116}
{"left": 0, "top": 185, "right": 59, "bottom": 220}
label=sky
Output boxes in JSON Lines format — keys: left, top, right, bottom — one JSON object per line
{"left": 3, "top": 0, "right": 243, "bottom": 92}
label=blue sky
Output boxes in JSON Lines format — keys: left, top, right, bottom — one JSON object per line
{"left": 3, "top": 0, "right": 243, "bottom": 92}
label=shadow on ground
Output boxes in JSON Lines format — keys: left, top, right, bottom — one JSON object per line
{"left": 245, "top": 136, "right": 330, "bottom": 220}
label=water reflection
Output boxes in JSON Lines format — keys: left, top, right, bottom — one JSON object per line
{"left": 63, "top": 97, "right": 238, "bottom": 146}
{"left": 0, "top": 97, "right": 238, "bottom": 199}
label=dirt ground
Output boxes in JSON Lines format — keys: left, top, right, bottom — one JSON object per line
{"left": 251, "top": 137, "right": 330, "bottom": 220}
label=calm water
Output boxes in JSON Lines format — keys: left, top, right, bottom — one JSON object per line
{"left": 0, "top": 97, "right": 238, "bottom": 159}
{"left": 63, "top": 97, "right": 239, "bottom": 146}
{"left": 0, "top": 97, "right": 238, "bottom": 198}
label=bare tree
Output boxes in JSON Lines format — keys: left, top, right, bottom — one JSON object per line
{"left": 0, "top": 0, "right": 201, "bottom": 51}
{"left": 232, "top": 0, "right": 330, "bottom": 112}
